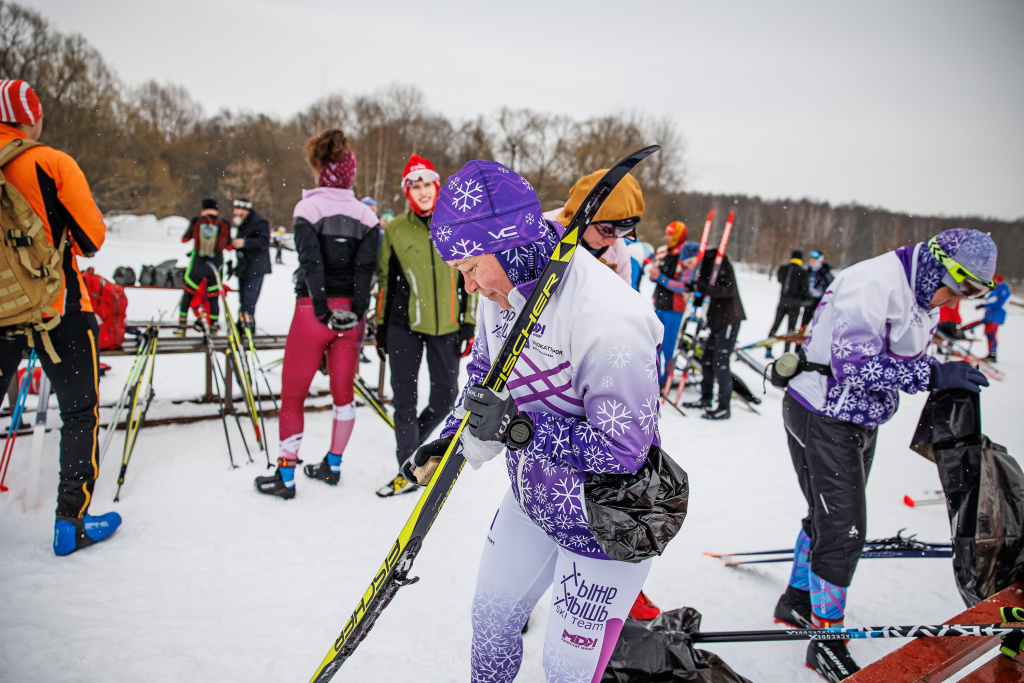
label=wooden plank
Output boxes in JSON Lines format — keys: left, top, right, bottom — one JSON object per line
{"left": 849, "top": 584, "right": 1024, "bottom": 683}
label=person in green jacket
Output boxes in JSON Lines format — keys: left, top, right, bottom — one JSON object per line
{"left": 374, "top": 154, "right": 476, "bottom": 497}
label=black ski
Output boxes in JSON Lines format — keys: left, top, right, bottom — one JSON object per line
{"left": 308, "top": 146, "right": 661, "bottom": 682}
{"left": 705, "top": 531, "right": 951, "bottom": 561}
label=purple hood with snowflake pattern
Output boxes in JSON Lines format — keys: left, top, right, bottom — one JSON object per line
{"left": 430, "top": 160, "right": 547, "bottom": 262}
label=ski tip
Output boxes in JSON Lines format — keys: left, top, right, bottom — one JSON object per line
{"left": 702, "top": 552, "right": 722, "bottom": 558}
{"left": 903, "top": 495, "right": 916, "bottom": 508}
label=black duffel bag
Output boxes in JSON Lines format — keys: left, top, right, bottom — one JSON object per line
{"left": 139, "top": 264, "right": 156, "bottom": 286}
{"left": 584, "top": 445, "right": 689, "bottom": 563}
{"left": 112, "top": 266, "right": 136, "bottom": 287}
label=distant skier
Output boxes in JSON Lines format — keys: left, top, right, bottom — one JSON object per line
{"left": 799, "top": 249, "right": 834, "bottom": 328}
{"left": 273, "top": 228, "right": 285, "bottom": 264}
{"left": 775, "top": 229, "right": 996, "bottom": 680}
{"left": 936, "top": 299, "right": 965, "bottom": 340}
{"left": 977, "top": 274, "right": 1010, "bottom": 362}
{"left": 176, "top": 198, "right": 232, "bottom": 334}
{"left": 649, "top": 221, "right": 699, "bottom": 386}
{"left": 254, "top": 128, "right": 378, "bottom": 499}
{"left": 766, "top": 250, "right": 807, "bottom": 357}
{"left": 230, "top": 197, "right": 271, "bottom": 331}
{"left": 0, "top": 79, "right": 121, "bottom": 555}
{"left": 681, "top": 249, "right": 745, "bottom": 420}
{"left": 403, "top": 160, "right": 670, "bottom": 683}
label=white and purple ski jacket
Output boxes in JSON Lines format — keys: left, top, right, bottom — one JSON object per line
{"left": 442, "top": 248, "right": 664, "bottom": 560}
{"left": 789, "top": 243, "right": 941, "bottom": 429}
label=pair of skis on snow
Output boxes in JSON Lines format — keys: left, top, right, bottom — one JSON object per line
{"left": 705, "top": 530, "right": 952, "bottom": 566}
{"left": 933, "top": 328, "right": 1004, "bottom": 382}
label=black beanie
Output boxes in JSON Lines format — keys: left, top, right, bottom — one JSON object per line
{"left": 791, "top": 249, "right": 803, "bottom": 260}
{"left": 201, "top": 198, "right": 218, "bottom": 211}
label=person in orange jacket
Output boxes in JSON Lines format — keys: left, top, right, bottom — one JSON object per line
{"left": 0, "top": 79, "right": 121, "bottom": 556}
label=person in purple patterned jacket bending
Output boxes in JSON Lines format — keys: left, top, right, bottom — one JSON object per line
{"left": 403, "top": 160, "right": 665, "bottom": 683}
{"left": 773, "top": 228, "right": 997, "bottom": 680}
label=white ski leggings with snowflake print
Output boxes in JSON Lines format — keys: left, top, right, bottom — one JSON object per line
{"left": 471, "top": 488, "right": 652, "bottom": 683}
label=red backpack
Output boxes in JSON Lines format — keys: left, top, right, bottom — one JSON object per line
{"left": 82, "top": 268, "right": 127, "bottom": 350}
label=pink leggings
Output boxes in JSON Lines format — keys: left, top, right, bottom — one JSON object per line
{"left": 278, "top": 298, "right": 363, "bottom": 462}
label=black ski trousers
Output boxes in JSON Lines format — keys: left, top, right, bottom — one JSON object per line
{"left": 800, "top": 297, "right": 822, "bottom": 328}
{"left": 386, "top": 323, "right": 460, "bottom": 468}
{"left": 699, "top": 323, "right": 740, "bottom": 410}
{"left": 770, "top": 298, "right": 803, "bottom": 352}
{"left": 0, "top": 312, "right": 100, "bottom": 519}
{"left": 783, "top": 392, "right": 878, "bottom": 587}
{"left": 179, "top": 255, "right": 222, "bottom": 322}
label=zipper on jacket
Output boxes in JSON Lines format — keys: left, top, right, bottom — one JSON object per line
{"left": 431, "top": 242, "right": 440, "bottom": 336}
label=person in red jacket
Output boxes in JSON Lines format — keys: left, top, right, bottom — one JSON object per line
{"left": 176, "top": 198, "right": 232, "bottom": 333}
{"left": 0, "top": 79, "right": 121, "bottom": 555}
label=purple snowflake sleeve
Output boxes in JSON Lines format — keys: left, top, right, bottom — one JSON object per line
{"left": 440, "top": 306, "right": 489, "bottom": 438}
{"left": 526, "top": 328, "right": 661, "bottom": 475}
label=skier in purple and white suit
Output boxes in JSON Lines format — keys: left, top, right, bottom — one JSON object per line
{"left": 774, "top": 228, "right": 996, "bottom": 680}
{"left": 403, "top": 160, "right": 665, "bottom": 683}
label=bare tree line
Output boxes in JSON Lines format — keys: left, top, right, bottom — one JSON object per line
{"left": 2, "top": 1, "right": 1019, "bottom": 284}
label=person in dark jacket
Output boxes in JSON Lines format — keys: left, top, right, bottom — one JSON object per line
{"left": 799, "top": 249, "right": 835, "bottom": 328}
{"left": 230, "top": 197, "right": 271, "bottom": 330}
{"left": 767, "top": 250, "right": 808, "bottom": 357}
{"left": 176, "top": 198, "right": 232, "bottom": 333}
{"left": 682, "top": 250, "right": 746, "bottom": 420}
{"left": 254, "top": 128, "right": 378, "bottom": 499}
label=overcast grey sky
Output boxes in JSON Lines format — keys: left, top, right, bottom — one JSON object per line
{"left": 25, "top": 0, "right": 1024, "bottom": 220}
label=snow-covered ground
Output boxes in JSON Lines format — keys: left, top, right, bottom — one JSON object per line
{"left": 0, "top": 216, "right": 1021, "bottom": 682}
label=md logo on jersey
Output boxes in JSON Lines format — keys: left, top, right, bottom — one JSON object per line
{"left": 561, "top": 630, "right": 599, "bottom": 650}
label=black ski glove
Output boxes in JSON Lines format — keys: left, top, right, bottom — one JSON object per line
{"left": 375, "top": 323, "right": 388, "bottom": 361}
{"left": 321, "top": 309, "right": 359, "bottom": 332}
{"left": 401, "top": 434, "right": 455, "bottom": 485}
{"left": 464, "top": 384, "right": 518, "bottom": 443}
{"left": 929, "top": 361, "right": 989, "bottom": 393}
{"left": 458, "top": 323, "right": 475, "bottom": 358}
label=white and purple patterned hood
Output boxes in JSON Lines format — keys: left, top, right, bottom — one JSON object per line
{"left": 442, "top": 249, "right": 664, "bottom": 559}
{"left": 788, "top": 242, "right": 942, "bottom": 428}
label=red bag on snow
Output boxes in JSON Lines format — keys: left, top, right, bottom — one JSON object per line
{"left": 82, "top": 268, "right": 128, "bottom": 350}
{"left": 17, "top": 366, "right": 42, "bottom": 394}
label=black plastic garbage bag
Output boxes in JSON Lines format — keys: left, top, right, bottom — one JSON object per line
{"left": 911, "top": 389, "right": 1024, "bottom": 607}
{"left": 602, "top": 608, "right": 752, "bottom": 683}
{"left": 585, "top": 446, "right": 689, "bottom": 563}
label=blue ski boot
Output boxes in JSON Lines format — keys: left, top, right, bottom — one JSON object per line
{"left": 54, "top": 512, "right": 122, "bottom": 556}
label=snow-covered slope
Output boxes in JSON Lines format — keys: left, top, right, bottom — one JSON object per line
{"left": 0, "top": 217, "right": 1020, "bottom": 682}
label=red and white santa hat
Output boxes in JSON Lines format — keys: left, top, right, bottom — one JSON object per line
{"left": 0, "top": 80, "right": 43, "bottom": 126}
{"left": 402, "top": 154, "right": 440, "bottom": 187}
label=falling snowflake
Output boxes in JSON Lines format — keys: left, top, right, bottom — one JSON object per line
{"left": 434, "top": 226, "right": 452, "bottom": 242}
{"left": 638, "top": 396, "right": 658, "bottom": 434}
{"left": 645, "top": 355, "right": 659, "bottom": 382}
{"left": 606, "top": 341, "right": 632, "bottom": 369}
{"left": 596, "top": 399, "right": 632, "bottom": 437}
{"left": 451, "top": 238, "right": 483, "bottom": 259}
{"left": 551, "top": 477, "right": 582, "bottom": 514}
{"left": 451, "top": 179, "right": 484, "bottom": 212}
{"left": 600, "top": 375, "right": 614, "bottom": 389}
{"left": 525, "top": 213, "right": 535, "bottom": 225}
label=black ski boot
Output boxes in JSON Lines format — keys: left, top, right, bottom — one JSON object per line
{"left": 304, "top": 455, "right": 340, "bottom": 486}
{"left": 682, "top": 398, "right": 712, "bottom": 410}
{"left": 806, "top": 639, "right": 860, "bottom": 681}
{"left": 255, "top": 466, "right": 296, "bottom": 499}
{"left": 774, "top": 585, "right": 813, "bottom": 628}
{"left": 701, "top": 406, "right": 731, "bottom": 420}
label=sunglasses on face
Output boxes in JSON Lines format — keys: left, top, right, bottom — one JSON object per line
{"left": 928, "top": 237, "right": 994, "bottom": 299}
{"left": 592, "top": 218, "right": 640, "bottom": 239}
